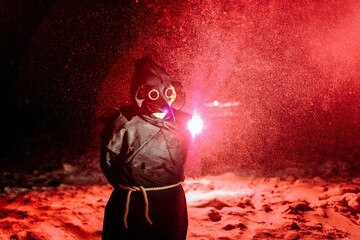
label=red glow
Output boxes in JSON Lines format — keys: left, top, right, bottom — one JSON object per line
{"left": 94, "top": 1, "right": 360, "bottom": 177}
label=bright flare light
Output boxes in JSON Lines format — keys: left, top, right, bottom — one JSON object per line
{"left": 187, "top": 114, "right": 203, "bottom": 138}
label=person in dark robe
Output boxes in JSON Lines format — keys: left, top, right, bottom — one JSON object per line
{"left": 100, "top": 56, "right": 191, "bottom": 240}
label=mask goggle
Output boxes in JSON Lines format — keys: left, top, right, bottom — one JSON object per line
{"left": 144, "top": 85, "right": 177, "bottom": 106}
{"left": 138, "top": 84, "right": 177, "bottom": 118}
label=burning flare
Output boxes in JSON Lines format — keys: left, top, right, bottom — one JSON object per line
{"left": 187, "top": 114, "right": 203, "bottom": 138}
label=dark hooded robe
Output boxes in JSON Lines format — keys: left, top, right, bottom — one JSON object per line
{"left": 100, "top": 57, "right": 191, "bottom": 240}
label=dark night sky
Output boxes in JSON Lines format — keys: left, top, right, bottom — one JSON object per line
{"left": 1, "top": 0, "right": 137, "bottom": 155}
{"left": 1, "top": 0, "right": 58, "bottom": 155}
{"left": 1, "top": 0, "right": 359, "bottom": 176}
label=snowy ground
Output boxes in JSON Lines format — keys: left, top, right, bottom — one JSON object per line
{"left": 1, "top": 170, "right": 360, "bottom": 239}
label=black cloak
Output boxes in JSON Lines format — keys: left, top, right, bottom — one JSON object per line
{"left": 100, "top": 57, "right": 191, "bottom": 240}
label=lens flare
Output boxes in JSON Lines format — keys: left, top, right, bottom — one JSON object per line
{"left": 187, "top": 114, "right": 203, "bottom": 138}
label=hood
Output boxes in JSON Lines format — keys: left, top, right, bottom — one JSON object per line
{"left": 130, "top": 56, "right": 186, "bottom": 111}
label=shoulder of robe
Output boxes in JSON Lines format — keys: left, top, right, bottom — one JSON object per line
{"left": 174, "top": 110, "right": 192, "bottom": 131}
{"left": 99, "top": 107, "right": 121, "bottom": 125}
{"left": 99, "top": 105, "right": 137, "bottom": 141}
{"left": 175, "top": 110, "right": 192, "bottom": 123}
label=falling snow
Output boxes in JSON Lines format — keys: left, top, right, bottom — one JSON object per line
{"left": 1, "top": 1, "right": 360, "bottom": 239}
{"left": 10, "top": 1, "right": 358, "bottom": 176}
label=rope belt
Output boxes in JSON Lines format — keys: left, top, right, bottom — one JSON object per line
{"left": 118, "top": 182, "right": 182, "bottom": 229}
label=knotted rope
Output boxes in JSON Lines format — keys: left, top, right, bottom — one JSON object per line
{"left": 119, "top": 182, "right": 182, "bottom": 228}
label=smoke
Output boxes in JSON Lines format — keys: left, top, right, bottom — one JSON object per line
{"left": 14, "top": 0, "right": 359, "bottom": 176}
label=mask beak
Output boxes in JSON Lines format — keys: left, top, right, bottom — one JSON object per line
{"left": 145, "top": 102, "right": 175, "bottom": 120}
{"left": 161, "top": 104, "right": 175, "bottom": 121}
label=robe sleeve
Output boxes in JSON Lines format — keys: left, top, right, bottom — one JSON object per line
{"left": 99, "top": 108, "right": 128, "bottom": 187}
{"left": 100, "top": 145, "right": 119, "bottom": 187}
